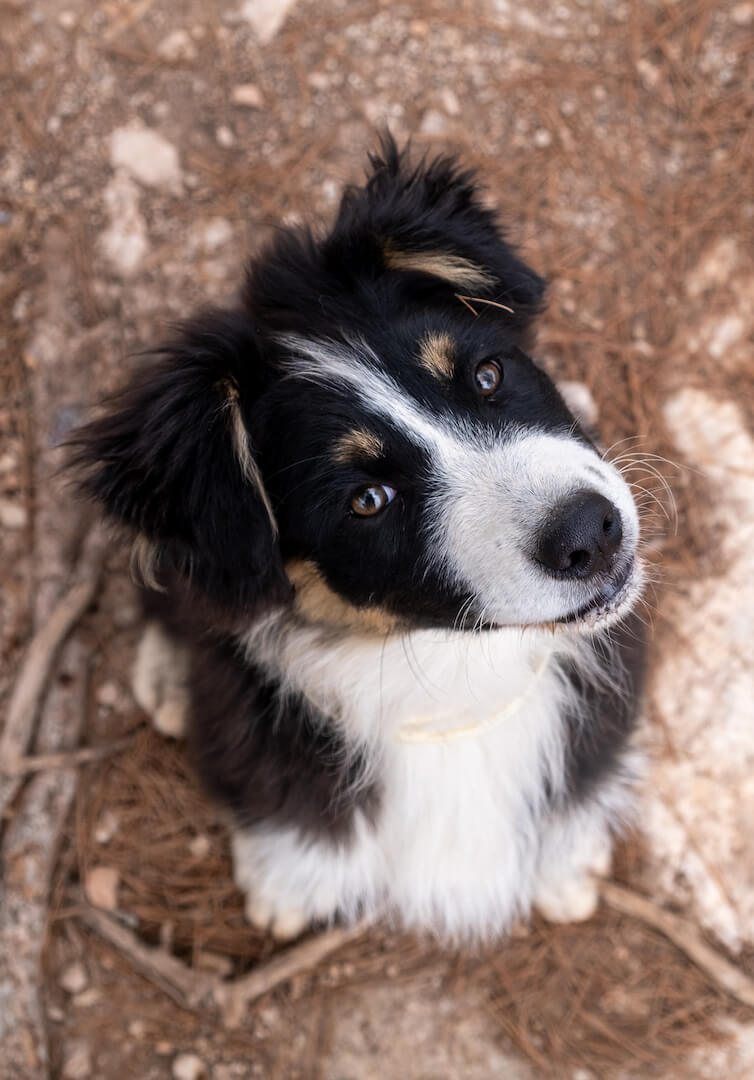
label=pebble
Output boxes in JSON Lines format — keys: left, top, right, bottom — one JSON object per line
{"left": 731, "top": 2, "right": 754, "bottom": 24}
{"left": 62, "top": 1041, "right": 92, "bottom": 1079}
{"left": 231, "top": 83, "right": 264, "bottom": 109}
{"left": 188, "top": 833, "right": 210, "bottom": 858}
{"left": 419, "top": 109, "right": 449, "bottom": 135}
{"left": 58, "top": 10, "right": 77, "bottom": 30}
{"left": 128, "top": 1019, "right": 146, "bottom": 1038}
{"left": 100, "top": 171, "right": 149, "bottom": 276}
{"left": 94, "top": 809, "right": 119, "bottom": 845}
{"left": 96, "top": 681, "right": 120, "bottom": 708}
{"left": 73, "top": 988, "right": 102, "bottom": 1008}
{"left": 438, "top": 87, "right": 460, "bottom": 116}
{"left": 533, "top": 128, "right": 552, "bottom": 148}
{"left": 216, "top": 125, "right": 235, "bottom": 147}
{"left": 84, "top": 865, "right": 120, "bottom": 910}
{"left": 110, "top": 125, "right": 183, "bottom": 193}
{"left": 157, "top": 29, "right": 197, "bottom": 62}
{"left": 238, "top": 0, "right": 299, "bottom": 44}
{"left": 0, "top": 498, "right": 27, "bottom": 530}
{"left": 156, "top": 1041, "right": 174, "bottom": 1056}
{"left": 59, "top": 962, "right": 88, "bottom": 995}
{"left": 172, "top": 1053, "right": 206, "bottom": 1080}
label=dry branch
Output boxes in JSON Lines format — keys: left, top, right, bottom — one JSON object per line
{"left": 0, "top": 527, "right": 107, "bottom": 812}
{"left": 79, "top": 904, "right": 370, "bottom": 1027}
{"left": 601, "top": 881, "right": 754, "bottom": 1010}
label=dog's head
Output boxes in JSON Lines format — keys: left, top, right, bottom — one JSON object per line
{"left": 74, "top": 138, "right": 642, "bottom": 634}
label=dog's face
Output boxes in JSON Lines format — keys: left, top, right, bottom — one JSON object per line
{"left": 75, "top": 139, "right": 642, "bottom": 634}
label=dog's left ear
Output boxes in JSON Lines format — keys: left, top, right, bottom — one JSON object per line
{"left": 70, "top": 308, "right": 291, "bottom": 616}
{"left": 326, "top": 135, "right": 546, "bottom": 339}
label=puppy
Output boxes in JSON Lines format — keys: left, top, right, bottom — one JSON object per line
{"left": 74, "top": 139, "right": 646, "bottom": 942}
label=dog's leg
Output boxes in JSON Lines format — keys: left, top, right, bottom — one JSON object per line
{"left": 131, "top": 621, "right": 191, "bottom": 738}
{"left": 231, "top": 819, "right": 379, "bottom": 941}
{"left": 533, "top": 801, "right": 614, "bottom": 924}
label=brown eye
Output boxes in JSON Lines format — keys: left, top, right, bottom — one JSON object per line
{"left": 474, "top": 359, "right": 503, "bottom": 396}
{"left": 350, "top": 484, "right": 396, "bottom": 517}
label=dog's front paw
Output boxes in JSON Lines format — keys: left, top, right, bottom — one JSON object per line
{"left": 534, "top": 875, "right": 601, "bottom": 924}
{"left": 244, "top": 896, "right": 310, "bottom": 942}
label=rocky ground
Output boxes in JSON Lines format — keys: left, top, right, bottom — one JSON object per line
{"left": 1, "top": 0, "right": 753, "bottom": 1077}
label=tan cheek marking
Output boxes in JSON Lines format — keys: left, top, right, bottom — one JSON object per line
{"left": 383, "top": 240, "right": 495, "bottom": 290}
{"left": 286, "top": 559, "right": 400, "bottom": 635}
{"left": 334, "top": 428, "right": 384, "bottom": 465}
{"left": 418, "top": 332, "right": 456, "bottom": 381}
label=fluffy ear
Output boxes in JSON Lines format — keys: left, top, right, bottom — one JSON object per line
{"left": 326, "top": 134, "right": 546, "bottom": 337}
{"left": 71, "top": 308, "right": 291, "bottom": 615}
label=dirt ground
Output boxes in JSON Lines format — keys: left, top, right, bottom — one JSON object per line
{"left": 1, "top": 0, "right": 753, "bottom": 1077}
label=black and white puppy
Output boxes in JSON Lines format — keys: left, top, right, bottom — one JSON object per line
{"left": 75, "top": 139, "right": 646, "bottom": 942}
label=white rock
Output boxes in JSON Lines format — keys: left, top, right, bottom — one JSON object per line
{"left": 188, "top": 833, "right": 210, "bottom": 858}
{"left": 62, "top": 1041, "right": 92, "bottom": 1079}
{"left": 731, "top": 2, "right": 754, "bottom": 24}
{"left": 533, "top": 128, "right": 552, "bottom": 148}
{"left": 419, "top": 109, "right": 449, "bottom": 135}
{"left": 99, "top": 171, "right": 149, "bottom": 277}
{"left": 216, "top": 124, "right": 235, "bottom": 147}
{"left": 157, "top": 29, "right": 197, "bottom": 62}
{"left": 0, "top": 498, "right": 27, "bottom": 530}
{"left": 58, "top": 10, "right": 77, "bottom": 30}
{"left": 96, "top": 681, "right": 120, "bottom": 707}
{"left": 231, "top": 83, "right": 264, "bottom": 108}
{"left": 94, "top": 809, "right": 119, "bottom": 845}
{"left": 110, "top": 125, "right": 182, "bottom": 193}
{"left": 85, "top": 866, "right": 120, "bottom": 911}
{"left": 59, "top": 962, "right": 88, "bottom": 995}
{"left": 238, "top": 0, "right": 299, "bottom": 43}
{"left": 172, "top": 1053, "right": 205, "bottom": 1080}
{"left": 439, "top": 88, "right": 460, "bottom": 116}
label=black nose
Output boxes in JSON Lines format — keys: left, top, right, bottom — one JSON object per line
{"left": 535, "top": 491, "right": 623, "bottom": 578}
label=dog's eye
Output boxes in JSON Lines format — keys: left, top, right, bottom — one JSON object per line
{"left": 474, "top": 359, "right": 503, "bottom": 397}
{"left": 350, "top": 484, "right": 396, "bottom": 517}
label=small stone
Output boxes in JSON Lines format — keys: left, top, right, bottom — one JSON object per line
{"left": 533, "top": 128, "right": 552, "bottom": 148}
{"left": 419, "top": 109, "right": 449, "bottom": 135}
{"left": 157, "top": 29, "right": 197, "bottom": 61}
{"left": 59, "top": 962, "right": 88, "bottom": 995}
{"left": 308, "top": 71, "right": 329, "bottom": 90}
{"left": 47, "top": 1005, "right": 65, "bottom": 1022}
{"left": 47, "top": 115, "right": 62, "bottom": 134}
{"left": 731, "top": 2, "right": 754, "bottom": 24}
{"left": 636, "top": 57, "right": 661, "bottom": 89}
{"left": 100, "top": 171, "right": 149, "bottom": 276}
{"left": 85, "top": 866, "right": 119, "bottom": 910}
{"left": 110, "top": 125, "right": 182, "bottom": 193}
{"left": 73, "top": 988, "right": 101, "bottom": 1008}
{"left": 188, "top": 833, "right": 210, "bottom": 858}
{"left": 216, "top": 125, "right": 235, "bottom": 147}
{"left": 231, "top": 83, "right": 264, "bottom": 109}
{"left": 172, "top": 1052, "right": 205, "bottom": 1080}
{"left": 128, "top": 1019, "right": 146, "bottom": 1038}
{"left": 438, "top": 88, "right": 460, "bottom": 116}
{"left": 156, "top": 1041, "right": 174, "bottom": 1056}
{"left": 96, "top": 681, "right": 119, "bottom": 707}
{"left": 62, "top": 1041, "right": 92, "bottom": 1079}
{"left": 94, "top": 809, "right": 119, "bottom": 845}
{"left": 238, "top": 0, "right": 299, "bottom": 43}
{"left": 58, "top": 11, "right": 77, "bottom": 29}
{"left": 0, "top": 498, "right": 27, "bottom": 530}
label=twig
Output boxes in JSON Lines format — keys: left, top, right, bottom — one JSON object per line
{"left": 216, "top": 918, "right": 371, "bottom": 1027}
{"left": 2, "top": 737, "right": 134, "bottom": 778}
{"left": 79, "top": 904, "right": 371, "bottom": 1026}
{"left": 77, "top": 906, "right": 216, "bottom": 1010}
{"left": 600, "top": 881, "right": 754, "bottom": 1010}
{"left": 0, "top": 527, "right": 107, "bottom": 815}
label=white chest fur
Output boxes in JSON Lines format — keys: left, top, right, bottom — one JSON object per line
{"left": 243, "top": 620, "right": 588, "bottom": 938}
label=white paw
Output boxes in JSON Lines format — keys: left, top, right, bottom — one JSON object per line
{"left": 535, "top": 875, "right": 600, "bottom": 924}
{"left": 132, "top": 623, "right": 190, "bottom": 739}
{"left": 245, "top": 897, "right": 309, "bottom": 941}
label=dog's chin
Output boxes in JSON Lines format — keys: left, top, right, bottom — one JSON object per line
{"left": 555, "top": 558, "right": 643, "bottom": 634}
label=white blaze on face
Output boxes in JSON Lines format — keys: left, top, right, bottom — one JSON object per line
{"left": 279, "top": 335, "right": 640, "bottom": 626}
{"left": 431, "top": 431, "right": 640, "bottom": 625}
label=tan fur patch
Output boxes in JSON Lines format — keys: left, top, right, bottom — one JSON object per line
{"left": 383, "top": 240, "right": 494, "bottom": 289}
{"left": 130, "top": 534, "right": 163, "bottom": 591}
{"left": 286, "top": 559, "right": 399, "bottom": 635}
{"left": 334, "top": 428, "right": 384, "bottom": 464}
{"left": 222, "top": 380, "right": 278, "bottom": 536}
{"left": 418, "top": 332, "right": 456, "bottom": 380}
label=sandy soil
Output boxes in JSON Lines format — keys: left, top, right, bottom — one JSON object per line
{"left": 1, "top": 0, "right": 753, "bottom": 1078}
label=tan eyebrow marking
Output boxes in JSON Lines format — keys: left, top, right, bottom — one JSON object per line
{"left": 382, "top": 240, "right": 495, "bottom": 290}
{"left": 334, "top": 428, "right": 385, "bottom": 464}
{"left": 418, "top": 332, "right": 456, "bottom": 381}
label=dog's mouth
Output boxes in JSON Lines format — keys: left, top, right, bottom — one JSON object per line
{"left": 558, "top": 558, "right": 640, "bottom": 629}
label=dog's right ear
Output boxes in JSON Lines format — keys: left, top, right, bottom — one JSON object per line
{"left": 70, "top": 308, "right": 291, "bottom": 616}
